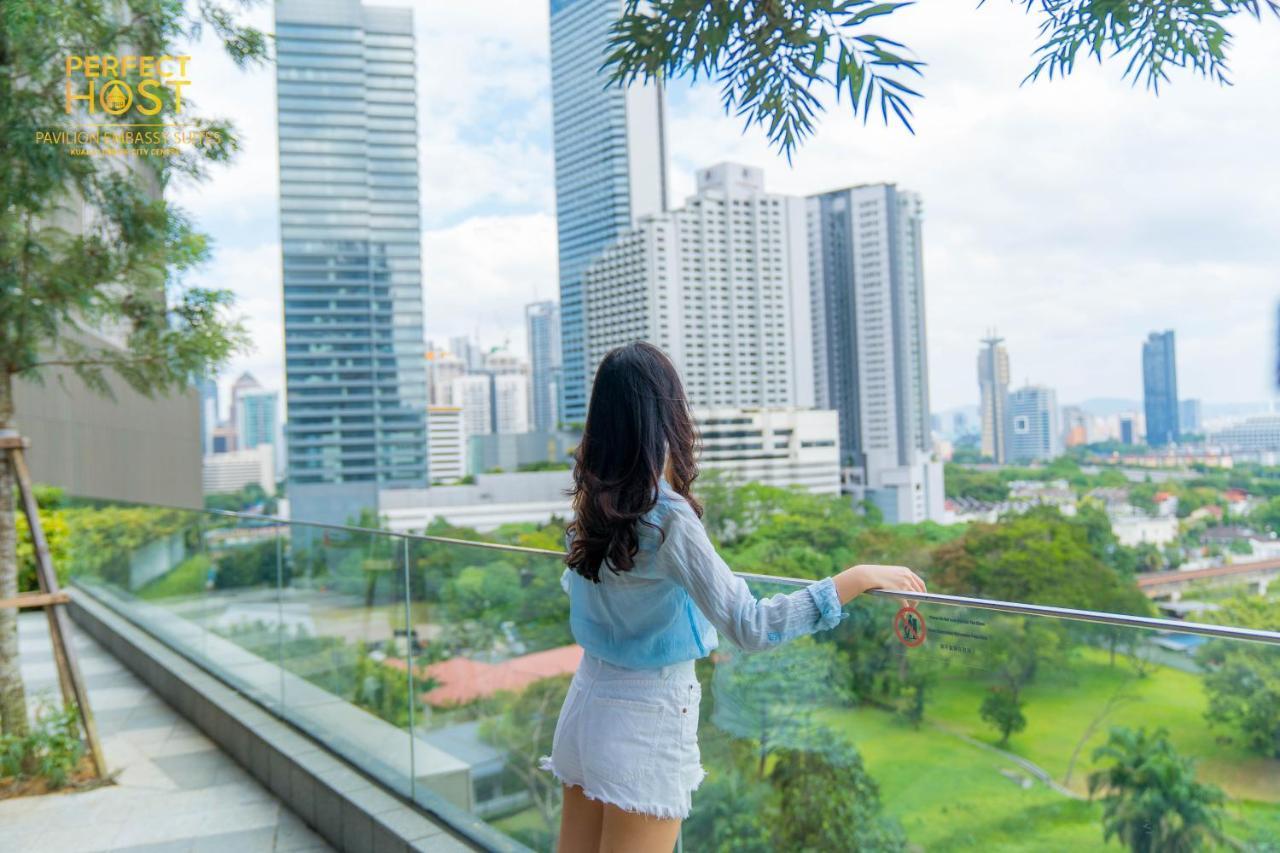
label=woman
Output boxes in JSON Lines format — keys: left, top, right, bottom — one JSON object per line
{"left": 540, "top": 342, "right": 926, "bottom": 852}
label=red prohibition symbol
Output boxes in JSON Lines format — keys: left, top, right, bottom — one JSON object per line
{"left": 894, "top": 605, "right": 927, "bottom": 648}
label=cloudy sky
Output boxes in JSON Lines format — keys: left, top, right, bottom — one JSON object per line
{"left": 173, "top": 0, "right": 1280, "bottom": 416}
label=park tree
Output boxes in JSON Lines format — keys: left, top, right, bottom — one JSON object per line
{"left": 930, "top": 507, "right": 1150, "bottom": 613}
{"left": 980, "top": 686, "right": 1027, "bottom": 747}
{"left": 1199, "top": 596, "right": 1280, "bottom": 758}
{"left": 980, "top": 616, "right": 1067, "bottom": 704}
{"left": 943, "top": 463, "right": 1009, "bottom": 503}
{"left": 710, "top": 636, "right": 851, "bottom": 777}
{"left": 1087, "top": 727, "right": 1225, "bottom": 853}
{"left": 604, "top": 0, "right": 1276, "bottom": 158}
{"left": 440, "top": 562, "right": 523, "bottom": 654}
{"left": 0, "top": 2, "right": 265, "bottom": 737}
{"left": 682, "top": 769, "right": 775, "bottom": 853}
{"left": 770, "top": 734, "right": 907, "bottom": 852}
{"left": 478, "top": 675, "right": 572, "bottom": 848}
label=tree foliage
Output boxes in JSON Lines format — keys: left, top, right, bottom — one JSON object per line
{"left": 478, "top": 675, "right": 572, "bottom": 845}
{"left": 1199, "top": 596, "right": 1280, "bottom": 758}
{"left": 604, "top": 0, "right": 1277, "bottom": 157}
{"left": 980, "top": 685, "right": 1027, "bottom": 747}
{"left": 0, "top": 0, "right": 265, "bottom": 739}
{"left": 1087, "top": 726, "right": 1225, "bottom": 853}
{"left": 769, "top": 735, "right": 907, "bottom": 852}
{"left": 930, "top": 506, "right": 1152, "bottom": 614}
{"left": 711, "top": 636, "right": 851, "bottom": 777}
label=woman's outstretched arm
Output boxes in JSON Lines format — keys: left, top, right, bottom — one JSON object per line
{"left": 660, "top": 500, "right": 926, "bottom": 651}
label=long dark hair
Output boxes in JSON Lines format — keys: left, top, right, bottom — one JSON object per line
{"left": 566, "top": 342, "right": 703, "bottom": 582}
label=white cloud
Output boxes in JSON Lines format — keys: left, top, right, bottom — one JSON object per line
{"left": 422, "top": 213, "right": 558, "bottom": 355}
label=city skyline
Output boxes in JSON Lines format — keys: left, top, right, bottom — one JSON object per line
{"left": 175, "top": 0, "right": 1279, "bottom": 416}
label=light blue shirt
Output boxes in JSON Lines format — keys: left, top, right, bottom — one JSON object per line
{"left": 562, "top": 481, "right": 848, "bottom": 669}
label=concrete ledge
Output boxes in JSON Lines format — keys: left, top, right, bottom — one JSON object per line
{"left": 68, "top": 585, "right": 525, "bottom": 853}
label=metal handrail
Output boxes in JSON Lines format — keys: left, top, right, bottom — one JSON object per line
{"left": 737, "top": 573, "right": 1280, "bottom": 645}
{"left": 192, "top": 507, "right": 1280, "bottom": 645}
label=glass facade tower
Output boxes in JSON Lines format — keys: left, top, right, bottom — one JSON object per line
{"left": 1143, "top": 330, "right": 1180, "bottom": 446}
{"left": 525, "top": 300, "right": 562, "bottom": 432}
{"left": 549, "top": 0, "right": 668, "bottom": 424}
{"left": 275, "top": 0, "right": 428, "bottom": 525}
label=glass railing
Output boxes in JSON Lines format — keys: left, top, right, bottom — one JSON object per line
{"left": 58, "top": 503, "right": 1280, "bottom": 852}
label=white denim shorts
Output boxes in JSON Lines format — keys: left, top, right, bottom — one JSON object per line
{"left": 539, "top": 653, "right": 705, "bottom": 819}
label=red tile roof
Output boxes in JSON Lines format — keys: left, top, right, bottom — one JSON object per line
{"left": 418, "top": 644, "right": 582, "bottom": 707}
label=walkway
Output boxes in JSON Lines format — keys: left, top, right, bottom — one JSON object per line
{"left": 1, "top": 611, "right": 334, "bottom": 852}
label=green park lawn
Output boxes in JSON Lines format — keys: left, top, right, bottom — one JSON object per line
{"left": 135, "top": 554, "right": 210, "bottom": 600}
{"left": 821, "top": 705, "right": 1116, "bottom": 851}
{"left": 817, "top": 645, "right": 1278, "bottom": 850}
{"left": 924, "top": 646, "right": 1279, "bottom": 802}
{"left": 477, "top": 644, "right": 1280, "bottom": 851}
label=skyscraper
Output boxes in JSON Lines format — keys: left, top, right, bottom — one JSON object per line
{"left": 549, "top": 0, "right": 669, "bottom": 424}
{"left": 582, "top": 163, "right": 814, "bottom": 411}
{"left": 1143, "top": 330, "right": 1180, "bottom": 446}
{"left": 237, "top": 386, "right": 279, "bottom": 452}
{"left": 1180, "top": 398, "right": 1203, "bottom": 434}
{"left": 1009, "top": 385, "right": 1061, "bottom": 463}
{"left": 978, "top": 335, "right": 1011, "bottom": 464}
{"left": 276, "top": 0, "right": 428, "bottom": 525}
{"left": 526, "top": 301, "right": 562, "bottom": 431}
{"left": 198, "top": 377, "right": 219, "bottom": 456}
{"left": 808, "top": 183, "right": 943, "bottom": 523}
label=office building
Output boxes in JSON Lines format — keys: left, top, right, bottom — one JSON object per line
{"left": 1061, "top": 405, "right": 1088, "bottom": 448}
{"left": 426, "top": 350, "right": 466, "bottom": 407}
{"left": 203, "top": 445, "right": 276, "bottom": 496}
{"left": 1143, "top": 330, "right": 1180, "bottom": 446}
{"left": 236, "top": 384, "right": 279, "bottom": 452}
{"left": 198, "top": 377, "right": 220, "bottom": 456}
{"left": 526, "top": 301, "right": 562, "bottom": 431}
{"left": 493, "top": 374, "right": 530, "bottom": 435}
{"left": 807, "top": 182, "right": 942, "bottom": 523}
{"left": 1210, "top": 415, "right": 1280, "bottom": 453}
{"left": 695, "top": 408, "right": 841, "bottom": 495}
{"left": 468, "top": 430, "right": 578, "bottom": 476}
{"left": 452, "top": 376, "right": 493, "bottom": 439}
{"left": 427, "top": 406, "right": 466, "bottom": 484}
{"left": 1009, "top": 385, "right": 1061, "bottom": 463}
{"left": 978, "top": 335, "right": 1011, "bottom": 463}
{"left": 450, "top": 336, "right": 485, "bottom": 373}
{"left": 1120, "top": 415, "right": 1137, "bottom": 446}
{"left": 582, "top": 163, "right": 814, "bottom": 411}
{"left": 275, "top": 0, "right": 429, "bottom": 525}
{"left": 549, "top": 0, "right": 669, "bottom": 423}
{"left": 1180, "top": 398, "right": 1203, "bottom": 434}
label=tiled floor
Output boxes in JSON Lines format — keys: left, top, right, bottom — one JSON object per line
{"left": 1, "top": 612, "right": 335, "bottom": 853}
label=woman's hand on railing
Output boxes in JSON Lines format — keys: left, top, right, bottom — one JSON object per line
{"left": 833, "top": 564, "right": 927, "bottom": 606}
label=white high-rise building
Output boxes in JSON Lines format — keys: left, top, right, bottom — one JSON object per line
{"left": 427, "top": 406, "right": 466, "bottom": 484}
{"left": 203, "top": 445, "right": 275, "bottom": 496}
{"left": 493, "top": 374, "right": 530, "bottom": 435}
{"left": 582, "top": 163, "right": 814, "bottom": 410}
{"left": 427, "top": 351, "right": 466, "bottom": 407}
{"left": 696, "top": 408, "right": 840, "bottom": 494}
{"left": 452, "top": 375, "right": 492, "bottom": 438}
{"left": 807, "top": 183, "right": 943, "bottom": 523}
